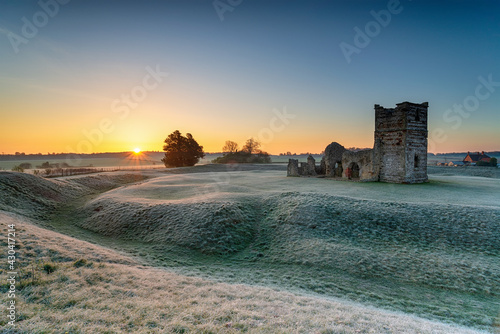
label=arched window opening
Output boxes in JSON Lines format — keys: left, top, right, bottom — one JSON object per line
{"left": 348, "top": 162, "right": 360, "bottom": 179}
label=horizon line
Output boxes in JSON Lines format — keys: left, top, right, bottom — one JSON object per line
{"left": 1, "top": 150, "right": 499, "bottom": 157}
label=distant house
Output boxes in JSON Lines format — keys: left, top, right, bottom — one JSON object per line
{"left": 448, "top": 161, "right": 465, "bottom": 166}
{"left": 463, "top": 151, "right": 491, "bottom": 164}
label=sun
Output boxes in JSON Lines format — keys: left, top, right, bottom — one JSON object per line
{"left": 133, "top": 148, "right": 141, "bottom": 154}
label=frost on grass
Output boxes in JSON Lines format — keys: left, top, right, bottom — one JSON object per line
{"left": 80, "top": 175, "right": 499, "bottom": 292}
{"left": 0, "top": 212, "right": 484, "bottom": 334}
{"left": 0, "top": 170, "right": 498, "bottom": 332}
{"left": 82, "top": 198, "right": 258, "bottom": 255}
{"left": 0, "top": 171, "right": 150, "bottom": 220}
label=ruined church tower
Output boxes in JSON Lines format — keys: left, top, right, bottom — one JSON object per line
{"left": 374, "top": 101, "right": 428, "bottom": 183}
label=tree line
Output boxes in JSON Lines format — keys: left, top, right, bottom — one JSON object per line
{"left": 213, "top": 139, "right": 270, "bottom": 163}
{"left": 161, "top": 131, "right": 271, "bottom": 167}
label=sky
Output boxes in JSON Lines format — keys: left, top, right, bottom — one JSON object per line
{"left": 0, "top": 0, "right": 499, "bottom": 155}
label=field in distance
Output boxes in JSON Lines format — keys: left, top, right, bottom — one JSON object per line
{"left": 5, "top": 151, "right": 500, "bottom": 170}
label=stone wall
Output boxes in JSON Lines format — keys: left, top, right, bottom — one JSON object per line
{"left": 286, "top": 101, "right": 428, "bottom": 184}
{"left": 324, "top": 142, "right": 346, "bottom": 177}
{"left": 287, "top": 156, "right": 317, "bottom": 177}
{"left": 287, "top": 159, "right": 299, "bottom": 177}
{"left": 375, "top": 102, "right": 428, "bottom": 183}
{"left": 341, "top": 149, "right": 378, "bottom": 181}
{"left": 405, "top": 130, "right": 428, "bottom": 183}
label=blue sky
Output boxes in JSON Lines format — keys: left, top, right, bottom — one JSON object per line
{"left": 0, "top": 0, "right": 499, "bottom": 154}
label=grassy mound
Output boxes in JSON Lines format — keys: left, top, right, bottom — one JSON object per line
{"left": 67, "top": 173, "right": 150, "bottom": 191}
{"left": 262, "top": 192, "right": 499, "bottom": 293}
{"left": 0, "top": 172, "right": 83, "bottom": 219}
{"left": 266, "top": 192, "right": 499, "bottom": 254}
{"left": 3, "top": 168, "right": 498, "bottom": 332}
{"left": 71, "top": 171, "right": 499, "bottom": 330}
{"left": 82, "top": 197, "right": 258, "bottom": 255}
{"left": 0, "top": 171, "right": 150, "bottom": 219}
{"left": 0, "top": 211, "right": 484, "bottom": 333}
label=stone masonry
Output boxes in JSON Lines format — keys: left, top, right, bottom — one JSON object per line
{"left": 287, "top": 101, "right": 429, "bottom": 184}
{"left": 374, "top": 101, "right": 428, "bottom": 183}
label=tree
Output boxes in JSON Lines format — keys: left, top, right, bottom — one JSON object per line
{"left": 242, "top": 138, "right": 261, "bottom": 154}
{"left": 161, "top": 130, "right": 205, "bottom": 167}
{"left": 477, "top": 157, "right": 498, "bottom": 167}
{"left": 213, "top": 138, "right": 271, "bottom": 164}
{"left": 222, "top": 140, "right": 238, "bottom": 153}
{"left": 37, "top": 162, "right": 51, "bottom": 169}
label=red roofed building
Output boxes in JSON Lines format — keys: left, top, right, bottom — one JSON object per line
{"left": 463, "top": 151, "right": 491, "bottom": 163}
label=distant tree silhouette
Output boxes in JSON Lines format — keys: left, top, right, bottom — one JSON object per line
{"left": 38, "top": 162, "right": 51, "bottom": 169}
{"left": 477, "top": 157, "right": 498, "bottom": 167}
{"left": 161, "top": 130, "right": 205, "bottom": 167}
{"left": 213, "top": 138, "right": 270, "bottom": 164}
{"left": 242, "top": 138, "right": 261, "bottom": 154}
{"left": 222, "top": 140, "right": 238, "bottom": 153}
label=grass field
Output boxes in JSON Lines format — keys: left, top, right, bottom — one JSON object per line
{"left": 0, "top": 166, "right": 498, "bottom": 333}
{"left": 0, "top": 153, "right": 223, "bottom": 171}
{"left": 3, "top": 151, "right": 499, "bottom": 171}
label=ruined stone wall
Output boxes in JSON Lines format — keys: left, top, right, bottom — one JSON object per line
{"left": 374, "top": 102, "right": 428, "bottom": 183}
{"left": 404, "top": 102, "right": 428, "bottom": 183}
{"left": 287, "top": 156, "right": 318, "bottom": 177}
{"left": 306, "top": 155, "right": 317, "bottom": 176}
{"left": 318, "top": 157, "right": 326, "bottom": 175}
{"left": 404, "top": 131, "right": 427, "bottom": 182}
{"left": 324, "top": 142, "right": 346, "bottom": 177}
{"left": 286, "top": 101, "right": 428, "bottom": 184}
{"left": 341, "top": 149, "right": 378, "bottom": 181}
{"left": 287, "top": 159, "right": 299, "bottom": 177}
{"left": 376, "top": 132, "right": 406, "bottom": 182}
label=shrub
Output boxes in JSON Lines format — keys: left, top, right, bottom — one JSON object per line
{"left": 43, "top": 263, "right": 57, "bottom": 274}
{"left": 477, "top": 158, "right": 498, "bottom": 167}
{"left": 213, "top": 151, "right": 271, "bottom": 164}
{"left": 11, "top": 165, "right": 24, "bottom": 172}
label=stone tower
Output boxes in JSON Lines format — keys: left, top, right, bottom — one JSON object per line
{"left": 374, "top": 101, "right": 428, "bottom": 183}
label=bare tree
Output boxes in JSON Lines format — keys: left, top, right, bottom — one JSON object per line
{"left": 222, "top": 140, "right": 238, "bottom": 153}
{"left": 242, "top": 138, "right": 261, "bottom": 154}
